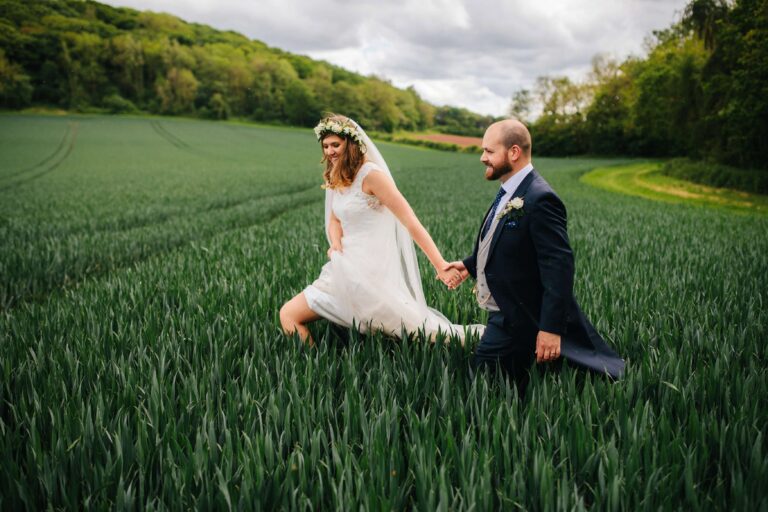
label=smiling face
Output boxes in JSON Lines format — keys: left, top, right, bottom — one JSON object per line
{"left": 322, "top": 134, "right": 347, "bottom": 166}
{"left": 480, "top": 126, "right": 514, "bottom": 181}
{"left": 319, "top": 123, "right": 365, "bottom": 189}
{"left": 480, "top": 121, "right": 531, "bottom": 182}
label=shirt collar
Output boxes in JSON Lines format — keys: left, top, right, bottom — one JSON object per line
{"left": 501, "top": 162, "right": 534, "bottom": 195}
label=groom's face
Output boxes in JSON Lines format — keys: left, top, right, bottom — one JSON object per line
{"left": 480, "top": 130, "right": 513, "bottom": 181}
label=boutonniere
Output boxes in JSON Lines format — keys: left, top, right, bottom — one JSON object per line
{"left": 496, "top": 196, "right": 525, "bottom": 221}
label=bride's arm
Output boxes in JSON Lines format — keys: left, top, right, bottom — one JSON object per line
{"left": 328, "top": 210, "right": 343, "bottom": 256}
{"left": 363, "top": 171, "right": 455, "bottom": 281}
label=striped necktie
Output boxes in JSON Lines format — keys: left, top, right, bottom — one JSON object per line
{"left": 481, "top": 187, "right": 506, "bottom": 239}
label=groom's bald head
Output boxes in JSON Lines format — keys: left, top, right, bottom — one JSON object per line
{"left": 481, "top": 119, "right": 532, "bottom": 180}
{"left": 491, "top": 119, "right": 532, "bottom": 157}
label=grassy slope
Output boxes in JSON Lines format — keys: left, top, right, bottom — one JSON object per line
{"left": 1, "top": 114, "right": 766, "bottom": 509}
{"left": 581, "top": 162, "right": 768, "bottom": 214}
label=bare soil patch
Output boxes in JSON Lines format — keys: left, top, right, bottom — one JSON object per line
{"left": 412, "top": 133, "right": 482, "bottom": 148}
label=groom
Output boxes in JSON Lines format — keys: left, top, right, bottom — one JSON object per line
{"left": 448, "top": 120, "right": 624, "bottom": 393}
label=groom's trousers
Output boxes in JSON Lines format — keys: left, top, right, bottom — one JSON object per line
{"left": 473, "top": 311, "right": 538, "bottom": 394}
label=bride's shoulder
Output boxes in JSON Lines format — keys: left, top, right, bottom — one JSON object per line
{"left": 356, "top": 160, "right": 385, "bottom": 181}
{"left": 359, "top": 160, "right": 383, "bottom": 172}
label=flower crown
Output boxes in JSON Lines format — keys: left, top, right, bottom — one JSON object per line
{"left": 314, "top": 118, "right": 367, "bottom": 154}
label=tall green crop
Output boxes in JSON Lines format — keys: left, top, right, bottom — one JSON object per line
{"left": 1, "top": 114, "right": 766, "bottom": 510}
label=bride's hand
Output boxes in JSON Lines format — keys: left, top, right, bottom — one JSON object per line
{"left": 327, "top": 244, "right": 342, "bottom": 258}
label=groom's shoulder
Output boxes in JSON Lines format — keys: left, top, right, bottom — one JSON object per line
{"left": 527, "top": 169, "right": 559, "bottom": 198}
{"left": 525, "top": 171, "right": 567, "bottom": 214}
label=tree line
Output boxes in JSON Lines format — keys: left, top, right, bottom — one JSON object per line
{"left": 0, "top": 0, "right": 495, "bottom": 134}
{"left": 513, "top": 0, "right": 767, "bottom": 172}
{"left": 1, "top": 0, "right": 765, "bottom": 174}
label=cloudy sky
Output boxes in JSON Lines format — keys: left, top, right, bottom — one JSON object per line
{"left": 102, "top": 0, "right": 689, "bottom": 116}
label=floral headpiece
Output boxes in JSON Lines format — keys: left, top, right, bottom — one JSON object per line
{"left": 313, "top": 117, "right": 367, "bottom": 154}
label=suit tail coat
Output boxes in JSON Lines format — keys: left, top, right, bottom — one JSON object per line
{"left": 463, "top": 170, "right": 625, "bottom": 379}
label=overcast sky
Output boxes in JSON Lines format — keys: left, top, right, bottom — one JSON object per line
{"left": 102, "top": 0, "right": 689, "bottom": 117}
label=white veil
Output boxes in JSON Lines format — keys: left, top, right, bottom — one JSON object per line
{"left": 323, "top": 119, "right": 428, "bottom": 307}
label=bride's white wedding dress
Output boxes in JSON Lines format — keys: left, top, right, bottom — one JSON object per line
{"left": 304, "top": 159, "right": 484, "bottom": 343}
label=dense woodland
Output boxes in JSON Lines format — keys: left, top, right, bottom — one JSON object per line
{"left": 0, "top": 0, "right": 495, "bottom": 134}
{"left": 0, "top": 0, "right": 766, "bottom": 174}
{"left": 519, "top": 0, "right": 768, "bottom": 172}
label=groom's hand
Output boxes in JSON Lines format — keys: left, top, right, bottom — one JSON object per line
{"left": 445, "top": 261, "right": 470, "bottom": 289}
{"left": 536, "top": 330, "right": 561, "bottom": 363}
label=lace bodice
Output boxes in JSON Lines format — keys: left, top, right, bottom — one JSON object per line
{"left": 330, "top": 162, "right": 388, "bottom": 237}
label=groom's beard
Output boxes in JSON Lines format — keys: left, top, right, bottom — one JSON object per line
{"left": 485, "top": 159, "right": 513, "bottom": 181}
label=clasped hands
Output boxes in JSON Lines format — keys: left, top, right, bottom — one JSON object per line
{"left": 435, "top": 261, "right": 470, "bottom": 289}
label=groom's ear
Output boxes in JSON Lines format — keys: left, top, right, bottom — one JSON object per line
{"left": 507, "top": 144, "right": 521, "bottom": 162}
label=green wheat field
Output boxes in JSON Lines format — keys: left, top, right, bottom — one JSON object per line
{"left": 1, "top": 114, "right": 766, "bottom": 510}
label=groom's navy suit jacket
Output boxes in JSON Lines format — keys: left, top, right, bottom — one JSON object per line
{"left": 463, "top": 169, "right": 625, "bottom": 379}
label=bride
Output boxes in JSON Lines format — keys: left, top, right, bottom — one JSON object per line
{"left": 279, "top": 114, "right": 484, "bottom": 345}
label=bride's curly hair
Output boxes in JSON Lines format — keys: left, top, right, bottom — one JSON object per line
{"left": 317, "top": 114, "right": 366, "bottom": 189}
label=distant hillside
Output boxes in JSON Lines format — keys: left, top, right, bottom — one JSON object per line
{"left": 0, "top": 0, "right": 495, "bottom": 134}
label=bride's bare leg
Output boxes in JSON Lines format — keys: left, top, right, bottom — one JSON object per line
{"left": 280, "top": 292, "right": 321, "bottom": 346}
